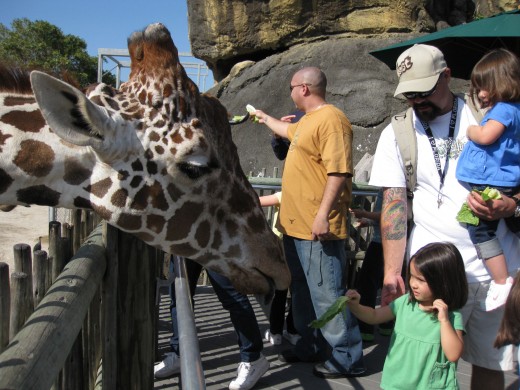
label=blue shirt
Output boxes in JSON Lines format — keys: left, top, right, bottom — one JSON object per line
{"left": 456, "top": 101, "right": 520, "bottom": 187}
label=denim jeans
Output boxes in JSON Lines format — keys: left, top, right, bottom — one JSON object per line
{"left": 169, "top": 258, "right": 263, "bottom": 362}
{"left": 283, "top": 235, "right": 365, "bottom": 373}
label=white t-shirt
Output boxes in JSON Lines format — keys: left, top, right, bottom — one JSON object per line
{"left": 370, "top": 97, "right": 520, "bottom": 283}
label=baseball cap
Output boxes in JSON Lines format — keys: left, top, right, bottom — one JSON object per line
{"left": 394, "top": 44, "right": 447, "bottom": 97}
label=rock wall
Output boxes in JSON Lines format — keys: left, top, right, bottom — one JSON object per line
{"left": 186, "top": 0, "right": 518, "bottom": 175}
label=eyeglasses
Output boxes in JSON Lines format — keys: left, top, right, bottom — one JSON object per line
{"left": 290, "top": 83, "right": 312, "bottom": 92}
{"left": 402, "top": 75, "right": 442, "bottom": 100}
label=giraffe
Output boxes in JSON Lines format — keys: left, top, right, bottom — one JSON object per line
{"left": 0, "top": 23, "right": 289, "bottom": 297}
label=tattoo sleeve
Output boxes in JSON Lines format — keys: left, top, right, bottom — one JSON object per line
{"left": 381, "top": 187, "right": 407, "bottom": 241}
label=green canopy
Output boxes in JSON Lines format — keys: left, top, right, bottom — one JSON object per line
{"left": 370, "top": 10, "right": 520, "bottom": 79}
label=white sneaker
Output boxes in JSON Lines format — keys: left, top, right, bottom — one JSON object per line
{"left": 483, "top": 277, "right": 514, "bottom": 311}
{"left": 154, "top": 352, "right": 180, "bottom": 378}
{"left": 264, "top": 329, "right": 282, "bottom": 345}
{"left": 282, "top": 330, "right": 301, "bottom": 346}
{"left": 228, "top": 354, "right": 270, "bottom": 390}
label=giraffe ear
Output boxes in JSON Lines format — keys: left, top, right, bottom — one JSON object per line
{"left": 30, "top": 71, "right": 107, "bottom": 149}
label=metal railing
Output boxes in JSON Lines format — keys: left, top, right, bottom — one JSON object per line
{"left": 173, "top": 179, "right": 380, "bottom": 389}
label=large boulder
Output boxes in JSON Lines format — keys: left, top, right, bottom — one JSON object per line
{"left": 207, "top": 35, "right": 469, "bottom": 176}
{"left": 188, "top": 0, "right": 431, "bottom": 80}
{"left": 189, "top": 0, "right": 512, "bottom": 174}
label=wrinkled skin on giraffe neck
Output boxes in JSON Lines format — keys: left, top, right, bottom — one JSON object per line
{"left": 0, "top": 23, "right": 290, "bottom": 296}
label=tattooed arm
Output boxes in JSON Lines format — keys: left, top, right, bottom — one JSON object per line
{"left": 380, "top": 187, "right": 408, "bottom": 305}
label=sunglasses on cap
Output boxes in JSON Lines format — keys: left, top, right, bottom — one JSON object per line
{"left": 402, "top": 73, "right": 443, "bottom": 100}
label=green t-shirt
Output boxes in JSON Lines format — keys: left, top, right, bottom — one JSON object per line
{"left": 381, "top": 294, "right": 464, "bottom": 389}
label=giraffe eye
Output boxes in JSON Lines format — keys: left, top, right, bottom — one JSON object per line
{"left": 177, "top": 162, "right": 213, "bottom": 180}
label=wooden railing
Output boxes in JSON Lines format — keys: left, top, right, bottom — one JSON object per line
{"left": 0, "top": 212, "right": 162, "bottom": 390}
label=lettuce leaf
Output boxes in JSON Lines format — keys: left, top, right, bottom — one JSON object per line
{"left": 309, "top": 296, "right": 351, "bottom": 329}
{"left": 456, "top": 187, "right": 502, "bottom": 226}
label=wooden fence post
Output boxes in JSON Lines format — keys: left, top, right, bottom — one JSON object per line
{"left": 13, "top": 243, "right": 34, "bottom": 315}
{"left": 33, "top": 250, "right": 48, "bottom": 307}
{"left": 9, "top": 272, "right": 30, "bottom": 340}
{"left": 0, "top": 262, "right": 10, "bottom": 353}
{"left": 49, "top": 221, "right": 61, "bottom": 283}
{"left": 0, "top": 225, "right": 106, "bottom": 390}
{"left": 102, "top": 226, "right": 157, "bottom": 389}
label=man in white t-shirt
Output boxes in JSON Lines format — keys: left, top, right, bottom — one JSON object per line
{"left": 370, "top": 44, "right": 520, "bottom": 389}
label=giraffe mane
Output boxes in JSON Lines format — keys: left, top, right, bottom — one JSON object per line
{"left": 0, "top": 63, "right": 32, "bottom": 94}
{"left": 0, "top": 62, "right": 81, "bottom": 94}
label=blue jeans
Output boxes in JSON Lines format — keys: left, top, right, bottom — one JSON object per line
{"left": 283, "top": 235, "right": 365, "bottom": 373}
{"left": 169, "top": 258, "right": 263, "bottom": 362}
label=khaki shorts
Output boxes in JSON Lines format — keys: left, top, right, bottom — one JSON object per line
{"left": 460, "top": 280, "right": 514, "bottom": 371}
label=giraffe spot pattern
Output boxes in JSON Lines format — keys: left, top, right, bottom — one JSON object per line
{"left": 86, "top": 177, "right": 113, "bottom": 199}
{"left": 74, "top": 196, "right": 92, "bottom": 209}
{"left": 0, "top": 130, "right": 12, "bottom": 153}
{"left": 17, "top": 185, "right": 60, "bottom": 206}
{"left": 117, "top": 212, "right": 142, "bottom": 231}
{"left": 146, "top": 160, "right": 158, "bottom": 175}
{"left": 91, "top": 204, "right": 112, "bottom": 221}
{"left": 4, "top": 96, "right": 35, "bottom": 106}
{"left": 2, "top": 109, "right": 46, "bottom": 133}
{"left": 117, "top": 170, "right": 129, "bottom": 181}
{"left": 224, "top": 244, "right": 241, "bottom": 259}
{"left": 154, "top": 145, "right": 164, "bottom": 155}
{"left": 130, "top": 176, "right": 142, "bottom": 188}
{"left": 167, "top": 182, "right": 184, "bottom": 202}
{"left": 111, "top": 188, "right": 128, "bottom": 208}
{"left": 169, "top": 242, "right": 198, "bottom": 258}
{"left": 0, "top": 168, "right": 14, "bottom": 194}
{"left": 212, "top": 229, "right": 222, "bottom": 250}
{"left": 14, "top": 140, "right": 55, "bottom": 177}
{"left": 64, "top": 158, "right": 93, "bottom": 185}
{"left": 166, "top": 200, "right": 204, "bottom": 241}
{"left": 247, "top": 213, "right": 268, "bottom": 234}
{"left": 146, "top": 214, "right": 166, "bottom": 234}
{"left": 228, "top": 184, "right": 256, "bottom": 215}
{"left": 131, "top": 181, "right": 168, "bottom": 211}
{"left": 149, "top": 131, "right": 160, "bottom": 142}
{"left": 195, "top": 219, "right": 211, "bottom": 248}
{"left": 131, "top": 159, "right": 144, "bottom": 171}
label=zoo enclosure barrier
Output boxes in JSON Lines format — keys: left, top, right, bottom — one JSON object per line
{"left": 0, "top": 177, "right": 379, "bottom": 390}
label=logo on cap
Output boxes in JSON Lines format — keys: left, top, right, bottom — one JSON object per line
{"left": 397, "top": 56, "right": 413, "bottom": 77}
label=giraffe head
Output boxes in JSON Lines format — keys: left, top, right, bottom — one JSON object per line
{"left": 0, "top": 23, "right": 289, "bottom": 297}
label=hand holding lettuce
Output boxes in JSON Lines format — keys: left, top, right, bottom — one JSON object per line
{"left": 456, "top": 187, "right": 502, "bottom": 226}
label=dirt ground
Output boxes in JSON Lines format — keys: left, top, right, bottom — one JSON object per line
{"left": 0, "top": 206, "right": 49, "bottom": 273}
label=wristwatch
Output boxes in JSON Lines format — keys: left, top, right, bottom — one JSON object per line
{"left": 513, "top": 196, "right": 520, "bottom": 218}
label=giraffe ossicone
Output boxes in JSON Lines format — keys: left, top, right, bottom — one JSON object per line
{"left": 0, "top": 23, "right": 289, "bottom": 296}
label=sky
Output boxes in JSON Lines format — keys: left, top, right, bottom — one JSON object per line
{"left": 0, "top": 0, "right": 213, "bottom": 90}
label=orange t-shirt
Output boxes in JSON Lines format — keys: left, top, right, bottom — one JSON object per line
{"left": 277, "top": 105, "right": 353, "bottom": 240}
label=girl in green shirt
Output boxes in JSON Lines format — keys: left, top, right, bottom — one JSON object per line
{"left": 346, "top": 242, "right": 468, "bottom": 389}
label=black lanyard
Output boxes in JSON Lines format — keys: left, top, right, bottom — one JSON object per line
{"left": 420, "top": 96, "right": 458, "bottom": 207}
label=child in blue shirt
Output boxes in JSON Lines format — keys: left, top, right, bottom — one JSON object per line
{"left": 456, "top": 48, "right": 520, "bottom": 311}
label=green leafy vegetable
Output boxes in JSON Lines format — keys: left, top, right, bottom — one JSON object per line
{"left": 246, "top": 104, "right": 259, "bottom": 122}
{"left": 309, "top": 296, "right": 351, "bottom": 329}
{"left": 456, "top": 187, "right": 502, "bottom": 226}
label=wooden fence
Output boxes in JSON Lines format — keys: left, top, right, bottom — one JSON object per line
{"left": 0, "top": 210, "right": 163, "bottom": 390}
